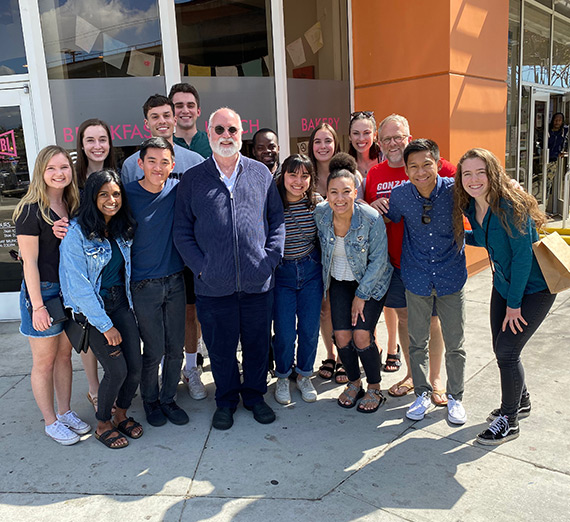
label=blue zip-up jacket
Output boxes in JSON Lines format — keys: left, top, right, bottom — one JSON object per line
{"left": 59, "top": 220, "right": 133, "bottom": 333}
{"left": 314, "top": 200, "right": 393, "bottom": 300}
{"left": 464, "top": 198, "right": 547, "bottom": 308}
{"left": 173, "top": 155, "right": 285, "bottom": 297}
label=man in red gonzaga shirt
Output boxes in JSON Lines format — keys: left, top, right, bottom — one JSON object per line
{"left": 364, "top": 114, "right": 455, "bottom": 405}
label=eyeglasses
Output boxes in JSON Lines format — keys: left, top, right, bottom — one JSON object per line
{"left": 421, "top": 203, "right": 432, "bottom": 225}
{"left": 214, "top": 125, "right": 239, "bottom": 136}
{"left": 380, "top": 135, "right": 408, "bottom": 146}
{"left": 350, "top": 110, "right": 374, "bottom": 121}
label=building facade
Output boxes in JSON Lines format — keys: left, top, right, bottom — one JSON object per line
{"left": 0, "top": 0, "right": 568, "bottom": 319}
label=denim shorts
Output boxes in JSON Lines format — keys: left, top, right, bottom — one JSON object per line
{"left": 385, "top": 268, "right": 437, "bottom": 316}
{"left": 329, "top": 278, "right": 386, "bottom": 332}
{"left": 19, "top": 281, "right": 65, "bottom": 338}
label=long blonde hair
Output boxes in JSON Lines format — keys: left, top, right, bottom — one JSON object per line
{"left": 453, "top": 148, "right": 546, "bottom": 246}
{"left": 13, "top": 145, "right": 80, "bottom": 225}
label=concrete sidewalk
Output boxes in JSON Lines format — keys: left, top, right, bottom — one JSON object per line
{"left": 0, "top": 268, "right": 569, "bottom": 521}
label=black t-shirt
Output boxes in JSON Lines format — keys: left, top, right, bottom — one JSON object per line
{"left": 15, "top": 203, "right": 61, "bottom": 283}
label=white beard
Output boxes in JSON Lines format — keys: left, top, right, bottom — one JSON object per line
{"left": 210, "top": 138, "right": 242, "bottom": 158}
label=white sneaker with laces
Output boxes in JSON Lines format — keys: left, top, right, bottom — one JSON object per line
{"left": 296, "top": 376, "right": 317, "bottom": 403}
{"left": 45, "top": 420, "right": 80, "bottom": 445}
{"left": 406, "top": 392, "right": 432, "bottom": 420}
{"left": 182, "top": 367, "right": 207, "bottom": 400}
{"left": 57, "top": 410, "right": 91, "bottom": 435}
{"left": 447, "top": 395, "right": 467, "bottom": 425}
{"left": 275, "top": 378, "right": 291, "bottom": 405}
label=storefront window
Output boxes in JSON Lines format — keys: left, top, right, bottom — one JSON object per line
{"left": 552, "top": 16, "right": 570, "bottom": 88}
{"left": 506, "top": 1, "right": 521, "bottom": 174}
{"left": 522, "top": 4, "right": 551, "bottom": 84}
{"left": 39, "top": 0, "right": 162, "bottom": 79}
{"left": 175, "top": 0, "right": 277, "bottom": 142}
{"left": 283, "top": 0, "right": 350, "bottom": 153}
{"left": 0, "top": 0, "right": 26, "bottom": 76}
{"left": 39, "top": 0, "right": 165, "bottom": 160}
{"left": 0, "top": 106, "right": 29, "bottom": 292}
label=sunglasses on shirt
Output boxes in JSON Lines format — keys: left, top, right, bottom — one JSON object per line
{"left": 422, "top": 203, "right": 433, "bottom": 225}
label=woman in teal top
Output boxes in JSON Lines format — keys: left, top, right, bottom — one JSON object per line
{"left": 453, "top": 148, "right": 555, "bottom": 446}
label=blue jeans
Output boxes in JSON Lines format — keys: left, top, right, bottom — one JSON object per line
{"left": 490, "top": 287, "right": 555, "bottom": 417}
{"left": 196, "top": 290, "right": 273, "bottom": 409}
{"left": 273, "top": 250, "right": 323, "bottom": 378}
{"left": 93, "top": 286, "right": 142, "bottom": 422}
{"left": 132, "top": 272, "right": 185, "bottom": 405}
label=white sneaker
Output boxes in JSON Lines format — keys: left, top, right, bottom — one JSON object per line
{"left": 275, "top": 378, "right": 291, "bottom": 405}
{"left": 45, "top": 420, "right": 80, "bottom": 445}
{"left": 57, "top": 410, "right": 91, "bottom": 435}
{"left": 296, "top": 376, "right": 317, "bottom": 403}
{"left": 447, "top": 395, "right": 467, "bottom": 425}
{"left": 406, "top": 392, "right": 432, "bottom": 420}
{"left": 182, "top": 367, "right": 207, "bottom": 400}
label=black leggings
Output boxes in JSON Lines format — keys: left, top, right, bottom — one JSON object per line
{"left": 490, "top": 287, "right": 555, "bottom": 417}
{"left": 92, "top": 287, "right": 142, "bottom": 422}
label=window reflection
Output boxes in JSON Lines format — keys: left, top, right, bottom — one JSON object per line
{"left": 175, "top": 0, "right": 272, "bottom": 77}
{"left": 522, "top": 4, "right": 551, "bottom": 84}
{"left": 552, "top": 17, "right": 570, "bottom": 88}
{"left": 39, "top": 0, "right": 162, "bottom": 78}
{"left": 0, "top": 0, "right": 26, "bottom": 76}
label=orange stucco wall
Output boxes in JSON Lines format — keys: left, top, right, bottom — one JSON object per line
{"left": 352, "top": 0, "right": 508, "bottom": 274}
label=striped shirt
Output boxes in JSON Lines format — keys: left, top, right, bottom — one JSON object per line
{"left": 283, "top": 197, "right": 319, "bottom": 260}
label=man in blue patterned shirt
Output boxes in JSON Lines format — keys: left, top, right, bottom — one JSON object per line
{"left": 385, "top": 139, "right": 468, "bottom": 425}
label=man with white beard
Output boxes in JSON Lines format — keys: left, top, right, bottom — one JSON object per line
{"left": 173, "top": 107, "right": 285, "bottom": 430}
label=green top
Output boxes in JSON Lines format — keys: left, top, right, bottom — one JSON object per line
{"left": 173, "top": 130, "right": 212, "bottom": 159}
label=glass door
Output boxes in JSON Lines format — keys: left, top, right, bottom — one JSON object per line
{"left": 0, "top": 86, "right": 37, "bottom": 320}
{"left": 523, "top": 89, "right": 550, "bottom": 210}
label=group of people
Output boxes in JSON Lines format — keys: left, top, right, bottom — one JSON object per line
{"left": 14, "top": 81, "right": 556, "bottom": 449}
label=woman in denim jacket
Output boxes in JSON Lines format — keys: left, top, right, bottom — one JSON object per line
{"left": 315, "top": 168, "right": 393, "bottom": 412}
{"left": 60, "top": 170, "right": 142, "bottom": 449}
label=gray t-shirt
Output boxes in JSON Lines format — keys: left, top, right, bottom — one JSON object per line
{"left": 120, "top": 143, "right": 204, "bottom": 185}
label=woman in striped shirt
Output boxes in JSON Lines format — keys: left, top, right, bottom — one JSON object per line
{"left": 273, "top": 155, "right": 324, "bottom": 405}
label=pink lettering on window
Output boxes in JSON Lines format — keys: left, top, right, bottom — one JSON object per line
{"left": 0, "top": 130, "right": 17, "bottom": 157}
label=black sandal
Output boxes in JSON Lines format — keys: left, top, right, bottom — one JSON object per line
{"left": 318, "top": 358, "right": 336, "bottom": 379}
{"left": 95, "top": 429, "right": 129, "bottom": 449}
{"left": 384, "top": 345, "right": 402, "bottom": 372}
{"left": 334, "top": 362, "right": 348, "bottom": 384}
{"left": 337, "top": 382, "right": 365, "bottom": 409}
{"left": 113, "top": 417, "right": 143, "bottom": 439}
{"left": 357, "top": 388, "right": 386, "bottom": 413}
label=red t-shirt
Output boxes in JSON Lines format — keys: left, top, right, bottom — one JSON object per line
{"left": 364, "top": 159, "right": 456, "bottom": 268}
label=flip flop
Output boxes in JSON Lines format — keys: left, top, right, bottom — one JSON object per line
{"left": 388, "top": 380, "right": 414, "bottom": 397}
{"left": 431, "top": 390, "right": 448, "bottom": 406}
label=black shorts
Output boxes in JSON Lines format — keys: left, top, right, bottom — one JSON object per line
{"left": 183, "top": 266, "right": 196, "bottom": 305}
{"left": 329, "top": 278, "right": 386, "bottom": 332}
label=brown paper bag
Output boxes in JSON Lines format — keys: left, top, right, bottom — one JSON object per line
{"left": 532, "top": 231, "right": 570, "bottom": 293}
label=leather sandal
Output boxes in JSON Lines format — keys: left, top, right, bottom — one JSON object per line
{"left": 318, "top": 359, "right": 335, "bottom": 379}
{"left": 388, "top": 379, "right": 414, "bottom": 397}
{"left": 113, "top": 417, "right": 143, "bottom": 439}
{"left": 95, "top": 429, "right": 128, "bottom": 449}
{"left": 334, "top": 362, "right": 348, "bottom": 384}
{"left": 384, "top": 345, "right": 402, "bottom": 372}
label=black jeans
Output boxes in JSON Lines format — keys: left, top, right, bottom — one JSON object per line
{"left": 92, "top": 286, "right": 142, "bottom": 422}
{"left": 490, "top": 287, "right": 555, "bottom": 417}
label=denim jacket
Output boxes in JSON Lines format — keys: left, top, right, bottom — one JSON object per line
{"left": 59, "top": 220, "right": 133, "bottom": 333}
{"left": 314, "top": 201, "right": 393, "bottom": 300}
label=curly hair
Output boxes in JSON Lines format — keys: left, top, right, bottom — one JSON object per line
{"left": 452, "top": 148, "right": 546, "bottom": 247}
